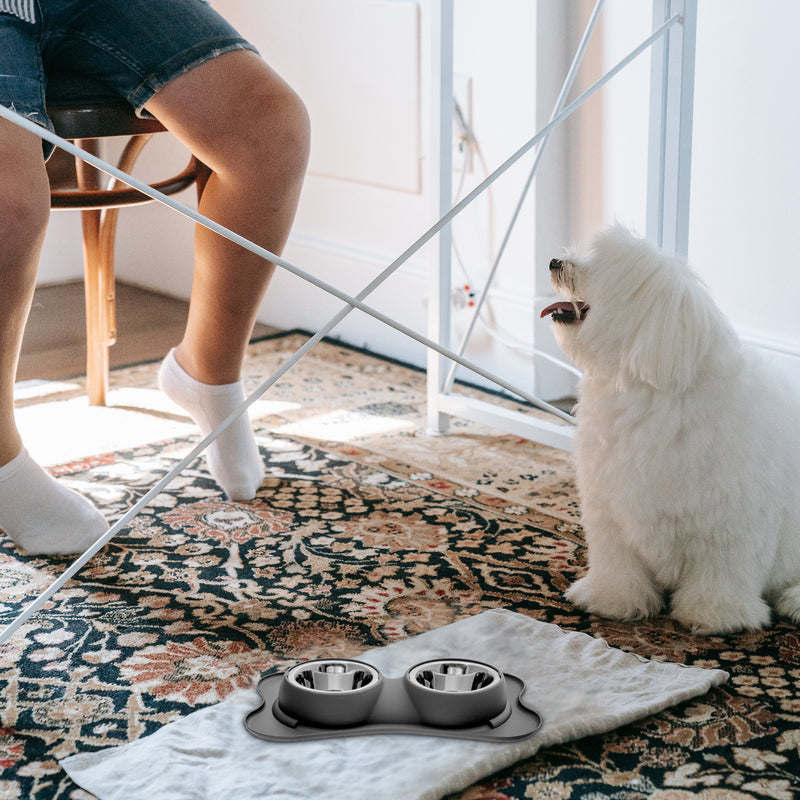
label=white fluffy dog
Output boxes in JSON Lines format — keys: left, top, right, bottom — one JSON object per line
{"left": 541, "top": 225, "right": 800, "bottom": 634}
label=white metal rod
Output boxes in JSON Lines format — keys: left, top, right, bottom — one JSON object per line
{"left": 443, "top": 0, "right": 605, "bottom": 392}
{"left": 646, "top": 0, "right": 696, "bottom": 257}
{"left": 427, "top": 0, "right": 455, "bottom": 435}
{"left": 0, "top": 15, "right": 681, "bottom": 643}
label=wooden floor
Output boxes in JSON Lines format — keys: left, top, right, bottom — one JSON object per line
{"left": 18, "top": 281, "right": 279, "bottom": 382}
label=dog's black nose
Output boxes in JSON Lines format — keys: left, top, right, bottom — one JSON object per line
{"left": 549, "top": 258, "right": 563, "bottom": 271}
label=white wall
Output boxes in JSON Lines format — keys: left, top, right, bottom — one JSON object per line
{"left": 37, "top": 212, "right": 89, "bottom": 285}
{"left": 689, "top": 0, "right": 800, "bottom": 389}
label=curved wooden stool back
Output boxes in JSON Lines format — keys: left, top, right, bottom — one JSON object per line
{"left": 47, "top": 102, "right": 210, "bottom": 405}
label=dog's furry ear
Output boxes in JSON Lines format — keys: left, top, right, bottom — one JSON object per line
{"left": 621, "top": 268, "right": 714, "bottom": 391}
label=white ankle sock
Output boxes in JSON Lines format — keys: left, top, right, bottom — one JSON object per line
{"left": 158, "top": 349, "right": 264, "bottom": 501}
{"left": 0, "top": 449, "right": 109, "bottom": 554}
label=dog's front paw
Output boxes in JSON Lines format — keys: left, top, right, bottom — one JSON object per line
{"left": 670, "top": 594, "right": 771, "bottom": 635}
{"left": 565, "top": 573, "right": 662, "bottom": 620}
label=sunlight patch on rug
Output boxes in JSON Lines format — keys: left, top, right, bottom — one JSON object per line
{"left": 277, "top": 408, "right": 415, "bottom": 441}
{"left": 13, "top": 379, "right": 83, "bottom": 402}
{"left": 15, "top": 396, "right": 194, "bottom": 467}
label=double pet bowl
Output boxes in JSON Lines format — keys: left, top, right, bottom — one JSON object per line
{"left": 245, "top": 657, "right": 542, "bottom": 742}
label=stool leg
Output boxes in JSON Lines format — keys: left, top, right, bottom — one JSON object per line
{"left": 75, "top": 140, "right": 109, "bottom": 406}
{"left": 71, "top": 137, "right": 209, "bottom": 407}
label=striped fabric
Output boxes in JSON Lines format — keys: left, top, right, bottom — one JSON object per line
{"left": 0, "top": 0, "right": 35, "bottom": 23}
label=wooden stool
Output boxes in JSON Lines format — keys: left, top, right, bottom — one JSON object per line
{"left": 47, "top": 101, "right": 210, "bottom": 405}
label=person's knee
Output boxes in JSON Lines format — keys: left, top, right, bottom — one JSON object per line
{"left": 280, "top": 87, "right": 311, "bottom": 176}
{"left": 248, "top": 81, "right": 310, "bottom": 182}
{"left": 149, "top": 51, "right": 310, "bottom": 186}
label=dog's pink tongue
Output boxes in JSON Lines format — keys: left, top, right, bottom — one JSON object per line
{"left": 540, "top": 301, "right": 589, "bottom": 319}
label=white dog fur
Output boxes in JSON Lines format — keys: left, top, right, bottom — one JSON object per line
{"left": 542, "top": 225, "right": 800, "bottom": 634}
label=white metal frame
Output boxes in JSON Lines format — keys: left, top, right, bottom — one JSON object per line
{"left": 647, "top": 0, "right": 697, "bottom": 257}
{"left": 426, "top": 0, "right": 698, "bottom": 450}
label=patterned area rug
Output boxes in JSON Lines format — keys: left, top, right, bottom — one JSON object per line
{"left": 1, "top": 332, "right": 799, "bottom": 799}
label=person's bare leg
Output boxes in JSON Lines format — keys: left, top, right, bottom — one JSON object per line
{"left": 146, "top": 51, "right": 309, "bottom": 499}
{"left": 0, "top": 119, "right": 108, "bottom": 552}
{"left": 0, "top": 120, "right": 49, "bottom": 465}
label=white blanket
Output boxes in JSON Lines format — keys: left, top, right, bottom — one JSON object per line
{"left": 61, "top": 609, "right": 728, "bottom": 800}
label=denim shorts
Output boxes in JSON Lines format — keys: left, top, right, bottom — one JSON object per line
{"left": 0, "top": 0, "right": 258, "bottom": 157}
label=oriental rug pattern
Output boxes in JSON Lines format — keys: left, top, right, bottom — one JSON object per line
{"left": 0, "top": 333, "right": 798, "bottom": 799}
